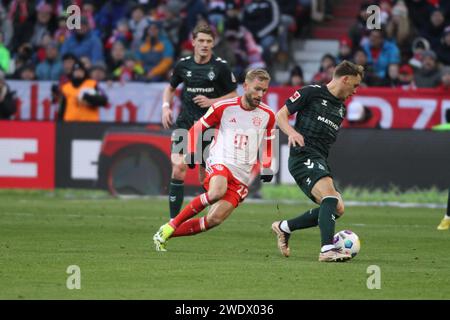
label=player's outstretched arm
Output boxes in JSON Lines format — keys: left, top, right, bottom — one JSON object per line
{"left": 276, "top": 105, "right": 304, "bottom": 148}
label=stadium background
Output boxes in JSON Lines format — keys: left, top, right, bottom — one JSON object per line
{"left": 0, "top": 0, "right": 450, "bottom": 301}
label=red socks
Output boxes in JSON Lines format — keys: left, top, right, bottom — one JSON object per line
{"left": 170, "top": 193, "right": 211, "bottom": 229}
{"left": 171, "top": 216, "right": 209, "bottom": 237}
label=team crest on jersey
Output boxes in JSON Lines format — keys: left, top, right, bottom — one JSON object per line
{"left": 208, "top": 70, "right": 215, "bottom": 80}
{"left": 289, "top": 91, "right": 301, "bottom": 102}
{"left": 252, "top": 116, "right": 262, "bottom": 127}
{"left": 339, "top": 107, "right": 345, "bottom": 117}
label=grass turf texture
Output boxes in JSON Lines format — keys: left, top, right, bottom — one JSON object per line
{"left": 0, "top": 189, "right": 449, "bottom": 299}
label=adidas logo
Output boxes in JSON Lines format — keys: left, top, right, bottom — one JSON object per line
{"left": 229, "top": 118, "right": 237, "bottom": 123}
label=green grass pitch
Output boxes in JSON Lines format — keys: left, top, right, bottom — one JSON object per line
{"left": 0, "top": 190, "right": 449, "bottom": 299}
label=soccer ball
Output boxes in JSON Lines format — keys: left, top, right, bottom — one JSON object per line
{"left": 333, "top": 230, "right": 360, "bottom": 258}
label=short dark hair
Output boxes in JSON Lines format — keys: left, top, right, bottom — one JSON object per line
{"left": 192, "top": 23, "right": 214, "bottom": 40}
{"left": 334, "top": 60, "right": 365, "bottom": 79}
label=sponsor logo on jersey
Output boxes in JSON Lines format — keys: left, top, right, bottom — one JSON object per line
{"left": 208, "top": 70, "right": 215, "bottom": 80}
{"left": 252, "top": 116, "right": 262, "bottom": 127}
{"left": 186, "top": 87, "right": 214, "bottom": 93}
{"left": 317, "top": 116, "right": 339, "bottom": 130}
{"left": 289, "top": 91, "right": 301, "bottom": 102}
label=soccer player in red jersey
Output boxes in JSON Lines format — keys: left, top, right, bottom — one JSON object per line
{"left": 153, "top": 69, "right": 275, "bottom": 251}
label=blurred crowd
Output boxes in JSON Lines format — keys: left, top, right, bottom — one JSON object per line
{"left": 289, "top": 0, "right": 450, "bottom": 89}
{"left": 0, "top": 0, "right": 313, "bottom": 84}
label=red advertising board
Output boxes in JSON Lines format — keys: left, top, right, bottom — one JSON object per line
{"left": 0, "top": 121, "right": 55, "bottom": 189}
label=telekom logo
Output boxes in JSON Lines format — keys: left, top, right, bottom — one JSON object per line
{"left": 0, "top": 139, "right": 38, "bottom": 177}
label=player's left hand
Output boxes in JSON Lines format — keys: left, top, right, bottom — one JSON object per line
{"left": 193, "top": 95, "right": 212, "bottom": 108}
{"left": 260, "top": 169, "right": 274, "bottom": 183}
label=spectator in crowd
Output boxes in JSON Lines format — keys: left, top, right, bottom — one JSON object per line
{"left": 95, "top": 0, "right": 135, "bottom": 41}
{"left": 286, "top": 65, "right": 305, "bottom": 87}
{"left": 409, "top": 37, "right": 431, "bottom": 69}
{"left": 89, "top": 62, "right": 108, "bottom": 82}
{"left": 161, "top": 2, "right": 184, "bottom": 55}
{"left": 414, "top": 49, "right": 441, "bottom": 88}
{"left": 59, "top": 53, "right": 77, "bottom": 86}
{"left": 436, "top": 25, "right": 450, "bottom": 66}
{"left": 54, "top": 15, "right": 71, "bottom": 46}
{"left": 82, "top": 0, "right": 97, "bottom": 32}
{"left": 135, "top": 21, "right": 174, "bottom": 82}
{"left": 362, "top": 29, "right": 400, "bottom": 79}
{"left": 386, "top": 0, "right": 414, "bottom": 56}
{"left": 242, "top": 0, "right": 281, "bottom": 64}
{"left": 112, "top": 53, "right": 145, "bottom": 83}
{"left": 30, "top": 2, "right": 54, "bottom": 49}
{"left": 336, "top": 36, "right": 353, "bottom": 63}
{"left": 13, "top": 42, "right": 34, "bottom": 75}
{"left": 352, "top": 47, "right": 380, "bottom": 87}
{"left": 60, "top": 62, "right": 108, "bottom": 122}
{"left": 421, "top": 8, "right": 446, "bottom": 51}
{"left": 220, "top": 16, "right": 265, "bottom": 82}
{"left": 397, "top": 64, "right": 417, "bottom": 89}
{"left": 8, "top": 0, "right": 36, "bottom": 53}
{"left": 106, "top": 41, "right": 127, "bottom": 77}
{"left": 60, "top": 16, "right": 104, "bottom": 64}
{"left": 381, "top": 63, "right": 401, "bottom": 87}
{"left": 0, "top": 31, "right": 11, "bottom": 73}
{"left": 277, "top": 0, "right": 298, "bottom": 62}
{"left": 0, "top": 4, "right": 13, "bottom": 48}
{"left": 36, "top": 41, "right": 63, "bottom": 81}
{"left": 0, "top": 70, "right": 18, "bottom": 119}
{"left": 348, "top": 3, "right": 371, "bottom": 48}
{"left": 17, "top": 63, "right": 36, "bottom": 80}
{"left": 405, "top": 0, "right": 434, "bottom": 35}
{"left": 438, "top": 66, "right": 450, "bottom": 90}
{"left": 105, "top": 18, "right": 133, "bottom": 50}
{"left": 129, "top": 4, "right": 150, "bottom": 51}
{"left": 311, "top": 53, "right": 336, "bottom": 85}
{"left": 344, "top": 100, "right": 381, "bottom": 129}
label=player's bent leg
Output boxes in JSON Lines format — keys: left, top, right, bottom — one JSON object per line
{"left": 168, "top": 153, "right": 188, "bottom": 219}
{"left": 205, "top": 200, "right": 235, "bottom": 228}
{"left": 312, "top": 177, "right": 351, "bottom": 262}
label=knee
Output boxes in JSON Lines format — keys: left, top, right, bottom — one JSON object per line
{"left": 336, "top": 198, "right": 345, "bottom": 216}
{"left": 172, "top": 163, "right": 187, "bottom": 180}
{"left": 207, "top": 186, "right": 227, "bottom": 203}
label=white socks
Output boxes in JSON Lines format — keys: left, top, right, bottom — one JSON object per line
{"left": 280, "top": 220, "right": 291, "bottom": 233}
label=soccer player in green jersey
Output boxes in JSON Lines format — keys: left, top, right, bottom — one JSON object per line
{"left": 161, "top": 24, "right": 238, "bottom": 219}
{"left": 272, "top": 60, "right": 364, "bottom": 262}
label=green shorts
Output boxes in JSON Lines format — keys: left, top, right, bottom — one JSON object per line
{"left": 288, "top": 152, "right": 334, "bottom": 203}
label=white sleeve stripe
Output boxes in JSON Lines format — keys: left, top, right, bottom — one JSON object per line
{"left": 200, "top": 118, "right": 210, "bottom": 128}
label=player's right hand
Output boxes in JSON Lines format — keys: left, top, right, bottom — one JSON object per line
{"left": 288, "top": 132, "right": 304, "bottom": 148}
{"left": 162, "top": 107, "right": 173, "bottom": 129}
{"left": 184, "top": 153, "right": 196, "bottom": 169}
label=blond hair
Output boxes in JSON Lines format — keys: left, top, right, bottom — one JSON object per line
{"left": 245, "top": 68, "right": 271, "bottom": 82}
{"left": 192, "top": 23, "right": 215, "bottom": 39}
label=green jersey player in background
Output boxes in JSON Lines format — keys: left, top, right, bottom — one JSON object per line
{"left": 161, "top": 24, "right": 238, "bottom": 219}
{"left": 272, "top": 60, "right": 364, "bottom": 262}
